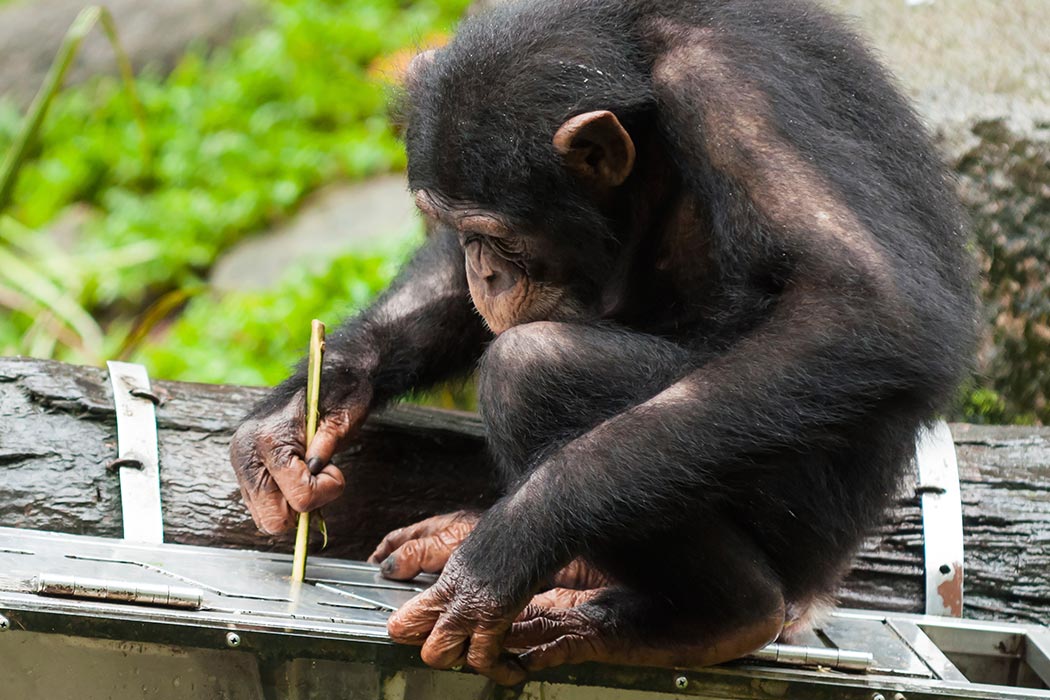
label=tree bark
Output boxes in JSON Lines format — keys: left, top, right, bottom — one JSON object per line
{"left": 1, "top": 357, "right": 1047, "bottom": 623}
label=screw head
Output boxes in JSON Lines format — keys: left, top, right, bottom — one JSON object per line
{"left": 225, "top": 631, "right": 241, "bottom": 648}
{"left": 0, "top": 614, "right": 9, "bottom": 631}
{"left": 674, "top": 675, "right": 688, "bottom": 689}
{"left": 871, "top": 694, "right": 886, "bottom": 700}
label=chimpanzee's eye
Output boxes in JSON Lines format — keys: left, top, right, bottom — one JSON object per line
{"left": 488, "top": 237, "right": 525, "bottom": 258}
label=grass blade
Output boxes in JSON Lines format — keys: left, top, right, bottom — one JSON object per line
{"left": 0, "top": 6, "right": 150, "bottom": 213}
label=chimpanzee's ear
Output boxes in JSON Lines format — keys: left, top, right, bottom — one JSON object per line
{"left": 404, "top": 49, "right": 437, "bottom": 84}
{"left": 553, "top": 110, "right": 636, "bottom": 187}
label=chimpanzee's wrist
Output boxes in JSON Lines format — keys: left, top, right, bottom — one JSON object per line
{"left": 453, "top": 502, "right": 567, "bottom": 604}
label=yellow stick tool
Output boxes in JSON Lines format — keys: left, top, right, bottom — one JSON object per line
{"left": 291, "top": 319, "right": 325, "bottom": 583}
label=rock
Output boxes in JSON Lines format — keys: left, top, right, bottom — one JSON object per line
{"left": 0, "top": 0, "right": 263, "bottom": 108}
{"left": 209, "top": 174, "right": 419, "bottom": 292}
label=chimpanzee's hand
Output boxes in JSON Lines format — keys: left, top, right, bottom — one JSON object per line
{"left": 367, "top": 510, "right": 481, "bottom": 580}
{"left": 230, "top": 384, "right": 371, "bottom": 534}
{"left": 387, "top": 549, "right": 529, "bottom": 685}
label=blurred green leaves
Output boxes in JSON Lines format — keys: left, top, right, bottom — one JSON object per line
{"left": 134, "top": 234, "right": 417, "bottom": 386}
{"left": 0, "top": 0, "right": 468, "bottom": 376}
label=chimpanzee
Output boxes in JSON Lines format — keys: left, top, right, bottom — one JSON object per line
{"left": 230, "top": 0, "right": 976, "bottom": 685}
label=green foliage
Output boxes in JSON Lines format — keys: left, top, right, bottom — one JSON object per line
{"left": 955, "top": 119, "right": 1050, "bottom": 424}
{"left": 0, "top": 0, "right": 468, "bottom": 361}
{"left": 133, "top": 232, "right": 419, "bottom": 386}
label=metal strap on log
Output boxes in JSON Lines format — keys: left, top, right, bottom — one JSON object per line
{"left": 107, "top": 361, "right": 164, "bottom": 543}
{"left": 915, "top": 421, "right": 964, "bottom": 617}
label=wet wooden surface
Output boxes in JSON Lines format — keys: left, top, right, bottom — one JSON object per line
{"left": 1, "top": 357, "right": 1047, "bottom": 622}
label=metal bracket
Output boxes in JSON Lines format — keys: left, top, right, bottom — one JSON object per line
{"left": 914, "top": 421, "right": 964, "bottom": 617}
{"left": 107, "top": 361, "right": 163, "bottom": 544}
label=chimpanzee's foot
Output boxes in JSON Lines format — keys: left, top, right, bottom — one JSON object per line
{"left": 550, "top": 558, "right": 613, "bottom": 590}
{"left": 506, "top": 590, "right": 784, "bottom": 672}
{"left": 368, "top": 510, "right": 480, "bottom": 579}
{"left": 524, "top": 586, "right": 604, "bottom": 611}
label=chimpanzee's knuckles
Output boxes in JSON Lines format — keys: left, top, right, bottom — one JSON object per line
{"left": 229, "top": 421, "right": 263, "bottom": 482}
{"left": 277, "top": 464, "right": 346, "bottom": 513}
{"left": 255, "top": 501, "right": 297, "bottom": 534}
{"left": 420, "top": 615, "right": 474, "bottom": 668}
{"left": 369, "top": 511, "right": 478, "bottom": 565}
{"left": 367, "top": 527, "right": 408, "bottom": 563}
{"left": 520, "top": 635, "right": 598, "bottom": 671}
{"left": 388, "top": 587, "right": 450, "bottom": 643}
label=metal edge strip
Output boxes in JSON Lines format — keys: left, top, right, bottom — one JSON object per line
{"left": 914, "top": 420, "right": 965, "bottom": 617}
{"left": 107, "top": 361, "right": 164, "bottom": 543}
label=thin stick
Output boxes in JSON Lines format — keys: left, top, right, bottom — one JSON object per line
{"left": 291, "top": 319, "right": 325, "bottom": 583}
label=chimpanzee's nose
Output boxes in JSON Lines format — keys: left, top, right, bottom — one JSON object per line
{"left": 466, "top": 241, "right": 516, "bottom": 295}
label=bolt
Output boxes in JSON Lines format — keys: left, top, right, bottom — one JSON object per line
{"left": 674, "top": 675, "right": 688, "bottom": 689}
{"left": 0, "top": 614, "right": 9, "bottom": 631}
{"left": 225, "top": 631, "right": 241, "bottom": 648}
{"left": 893, "top": 694, "right": 908, "bottom": 700}
{"left": 871, "top": 694, "right": 886, "bottom": 700}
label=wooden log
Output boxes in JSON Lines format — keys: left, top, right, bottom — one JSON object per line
{"left": 1, "top": 356, "right": 1048, "bottom": 623}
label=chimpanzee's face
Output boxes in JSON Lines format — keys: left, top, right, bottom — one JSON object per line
{"left": 409, "top": 110, "right": 637, "bottom": 334}
{"left": 414, "top": 189, "right": 579, "bottom": 334}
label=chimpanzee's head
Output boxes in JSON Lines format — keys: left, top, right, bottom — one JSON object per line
{"left": 400, "top": 1, "right": 653, "bottom": 334}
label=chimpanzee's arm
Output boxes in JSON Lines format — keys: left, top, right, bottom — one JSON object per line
{"left": 231, "top": 225, "right": 489, "bottom": 533}
{"left": 251, "top": 224, "right": 490, "bottom": 418}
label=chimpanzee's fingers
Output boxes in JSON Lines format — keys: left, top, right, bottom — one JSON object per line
{"left": 235, "top": 467, "right": 298, "bottom": 535}
{"left": 367, "top": 521, "right": 432, "bottom": 564}
{"left": 388, "top": 590, "right": 444, "bottom": 644}
{"left": 467, "top": 632, "right": 527, "bottom": 686}
{"left": 378, "top": 533, "right": 458, "bottom": 580}
{"left": 265, "top": 450, "right": 346, "bottom": 515}
{"left": 519, "top": 634, "right": 601, "bottom": 672}
{"left": 369, "top": 512, "right": 478, "bottom": 564}
{"left": 230, "top": 422, "right": 298, "bottom": 534}
{"left": 551, "top": 559, "right": 612, "bottom": 590}
{"left": 506, "top": 607, "right": 571, "bottom": 648}
{"left": 529, "top": 587, "right": 602, "bottom": 611}
{"left": 368, "top": 512, "right": 458, "bottom": 563}
{"left": 420, "top": 613, "right": 473, "bottom": 669}
{"left": 305, "top": 406, "right": 367, "bottom": 474}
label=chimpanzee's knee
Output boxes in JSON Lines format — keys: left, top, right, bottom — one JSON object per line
{"left": 477, "top": 322, "right": 689, "bottom": 479}
{"left": 477, "top": 322, "right": 573, "bottom": 473}
{"left": 478, "top": 322, "right": 566, "bottom": 410}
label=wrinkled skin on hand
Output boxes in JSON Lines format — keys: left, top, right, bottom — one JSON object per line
{"left": 370, "top": 512, "right": 612, "bottom": 590}
{"left": 230, "top": 385, "right": 370, "bottom": 534}
{"left": 367, "top": 510, "right": 481, "bottom": 579}
{"left": 387, "top": 549, "right": 531, "bottom": 685}
{"left": 376, "top": 516, "right": 619, "bottom": 684}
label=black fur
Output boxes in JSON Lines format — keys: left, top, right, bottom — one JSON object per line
{"left": 260, "top": 0, "right": 977, "bottom": 646}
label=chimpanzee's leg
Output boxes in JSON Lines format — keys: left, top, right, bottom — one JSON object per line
{"left": 478, "top": 322, "right": 785, "bottom": 668}
{"left": 371, "top": 321, "right": 692, "bottom": 577}
{"left": 508, "top": 516, "right": 786, "bottom": 671}
{"left": 476, "top": 321, "right": 692, "bottom": 484}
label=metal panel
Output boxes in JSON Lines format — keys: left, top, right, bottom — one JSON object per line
{"left": 915, "top": 421, "right": 965, "bottom": 617}
{"left": 1, "top": 528, "right": 1048, "bottom": 700}
{"left": 107, "top": 361, "right": 164, "bottom": 543}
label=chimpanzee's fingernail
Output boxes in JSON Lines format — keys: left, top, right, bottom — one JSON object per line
{"left": 381, "top": 555, "right": 397, "bottom": 575}
{"left": 306, "top": 457, "right": 325, "bottom": 475}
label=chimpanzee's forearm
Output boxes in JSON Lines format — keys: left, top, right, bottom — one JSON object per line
{"left": 251, "top": 226, "right": 489, "bottom": 418}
